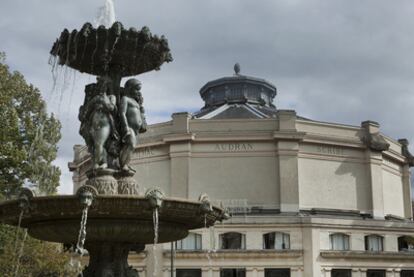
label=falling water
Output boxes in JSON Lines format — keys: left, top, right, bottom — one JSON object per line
{"left": 94, "top": 0, "right": 116, "bottom": 28}
{"left": 12, "top": 209, "right": 28, "bottom": 277}
{"left": 152, "top": 208, "right": 159, "bottom": 277}
{"left": 48, "top": 46, "right": 60, "bottom": 100}
{"left": 204, "top": 214, "right": 215, "bottom": 277}
{"left": 58, "top": 65, "right": 70, "bottom": 112}
{"left": 74, "top": 204, "right": 89, "bottom": 276}
{"left": 64, "top": 69, "right": 78, "bottom": 125}
{"left": 76, "top": 205, "right": 90, "bottom": 255}
{"left": 69, "top": 69, "right": 78, "bottom": 108}
{"left": 13, "top": 230, "right": 28, "bottom": 277}
{"left": 47, "top": 56, "right": 60, "bottom": 107}
{"left": 13, "top": 210, "right": 24, "bottom": 252}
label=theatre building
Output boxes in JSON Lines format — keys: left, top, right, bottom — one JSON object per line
{"left": 70, "top": 65, "right": 414, "bottom": 277}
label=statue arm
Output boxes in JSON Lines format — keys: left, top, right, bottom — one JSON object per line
{"left": 108, "top": 95, "right": 117, "bottom": 111}
{"left": 139, "top": 106, "right": 147, "bottom": 133}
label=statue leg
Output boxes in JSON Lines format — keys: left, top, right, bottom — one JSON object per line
{"left": 120, "top": 130, "right": 136, "bottom": 171}
{"left": 91, "top": 112, "right": 111, "bottom": 169}
{"left": 94, "top": 142, "right": 108, "bottom": 169}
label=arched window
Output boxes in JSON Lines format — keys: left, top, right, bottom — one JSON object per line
{"left": 365, "top": 235, "right": 383, "bottom": 251}
{"left": 219, "top": 232, "right": 246, "bottom": 249}
{"left": 263, "top": 232, "right": 290, "bottom": 250}
{"left": 398, "top": 236, "right": 414, "bottom": 251}
{"left": 176, "top": 233, "right": 202, "bottom": 250}
{"left": 330, "top": 233, "right": 350, "bottom": 250}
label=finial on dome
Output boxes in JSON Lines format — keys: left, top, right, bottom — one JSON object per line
{"left": 234, "top": 63, "right": 240, "bottom": 75}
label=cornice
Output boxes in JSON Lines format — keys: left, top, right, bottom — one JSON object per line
{"left": 164, "top": 249, "right": 303, "bottom": 259}
{"left": 320, "top": 250, "right": 414, "bottom": 260}
{"left": 163, "top": 133, "right": 195, "bottom": 143}
{"left": 273, "top": 131, "right": 306, "bottom": 141}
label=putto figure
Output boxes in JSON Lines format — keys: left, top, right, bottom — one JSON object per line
{"left": 79, "top": 76, "right": 118, "bottom": 169}
{"left": 119, "top": 78, "right": 147, "bottom": 172}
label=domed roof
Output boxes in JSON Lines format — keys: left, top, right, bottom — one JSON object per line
{"left": 195, "top": 64, "right": 278, "bottom": 119}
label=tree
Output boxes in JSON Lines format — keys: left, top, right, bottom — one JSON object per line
{"left": 0, "top": 52, "right": 77, "bottom": 276}
{"left": 0, "top": 52, "right": 61, "bottom": 196}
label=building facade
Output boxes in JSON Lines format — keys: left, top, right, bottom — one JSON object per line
{"left": 70, "top": 66, "right": 414, "bottom": 277}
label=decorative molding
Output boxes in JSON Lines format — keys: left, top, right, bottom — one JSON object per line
{"left": 320, "top": 250, "right": 414, "bottom": 260}
{"left": 399, "top": 138, "right": 414, "bottom": 167}
{"left": 163, "top": 133, "right": 195, "bottom": 143}
{"left": 164, "top": 249, "right": 303, "bottom": 259}
{"left": 273, "top": 131, "right": 306, "bottom": 141}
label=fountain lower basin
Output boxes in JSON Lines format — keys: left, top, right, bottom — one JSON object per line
{"left": 0, "top": 195, "right": 223, "bottom": 244}
{"left": 0, "top": 193, "right": 225, "bottom": 276}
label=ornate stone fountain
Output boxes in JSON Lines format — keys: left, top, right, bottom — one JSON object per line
{"left": 0, "top": 22, "right": 227, "bottom": 277}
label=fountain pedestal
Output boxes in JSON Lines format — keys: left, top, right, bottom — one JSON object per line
{"left": 83, "top": 242, "right": 144, "bottom": 277}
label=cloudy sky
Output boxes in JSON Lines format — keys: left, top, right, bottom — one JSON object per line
{"left": 1, "top": 0, "right": 414, "bottom": 194}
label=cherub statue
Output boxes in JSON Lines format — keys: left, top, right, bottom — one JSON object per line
{"left": 119, "top": 78, "right": 147, "bottom": 172}
{"left": 79, "top": 76, "right": 118, "bottom": 169}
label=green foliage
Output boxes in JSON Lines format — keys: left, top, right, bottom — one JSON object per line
{"left": 0, "top": 52, "right": 62, "bottom": 197}
{"left": 0, "top": 52, "right": 77, "bottom": 276}
{"left": 0, "top": 225, "right": 78, "bottom": 276}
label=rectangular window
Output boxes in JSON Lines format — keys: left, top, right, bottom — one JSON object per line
{"left": 176, "top": 269, "right": 202, "bottom": 277}
{"left": 220, "top": 268, "right": 246, "bottom": 277}
{"left": 401, "top": 271, "right": 414, "bottom": 277}
{"left": 265, "top": 268, "right": 290, "bottom": 277}
{"left": 367, "top": 270, "right": 386, "bottom": 277}
{"left": 275, "top": 233, "right": 290, "bottom": 250}
{"left": 330, "top": 234, "right": 349, "bottom": 250}
{"left": 365, "top": 235, "right": 383, "bottom": 251}
{"left": 263, "top": 233, "right": 290, "bottom": 250}
{"left": 398, "top": 236, "right": 414, "bottom": 252}
{"left": 176, "top": 233, "right": 202, "bottom": 250}
{"left": 332, "top": 269, "right": 352, "bottom": 277}
{"left": 220, "top": 233, "right": 246, "bottom": 250}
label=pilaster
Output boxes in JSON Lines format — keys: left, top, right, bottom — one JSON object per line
{"left": 384, "top": 234, "right": 398, "bottom": 252}
{"left": 352, "top": 269, "right": 363, "bottom": 277}
{"left": 256, "top": 268, "right": 265, "bottom": 277}
{"left": 246, "top": 267, "right": 255, "bottom": 277}
{"left": 302, "top": 227, "right": 320, "bottom": 277}
{"left": 360, "top": 269, "right": 367, "bottom": 277}
{"left": 202, "top": 268, "right": 212, "bottom": 277}
{"left": 362, "top": 121, "right": 385, "bottom": 219}
{"left": 291, "top": 267, "right": 303, "bottom": 277}
{"left": 245, "top": 231, "right": 262, "bottom": 250}
{"left": 350, "top": 233, "right": 365, "bottom": 251}
{"left": 276, "top": 110, "right": 301, "bottom": 213}
{"left": 323, "top": 268, "right": 331, "bottom": 277}
{"left": 168, "top": 112, "right": 193, "bottom": 198}
{"left": 402, "top": 164, "right": 413, "bottom": 219}
{"left": 394, "top": 269, "right": 401, "bottom": 277}
{"left": 386, "top": 269, "right": 395, "bottom": 277}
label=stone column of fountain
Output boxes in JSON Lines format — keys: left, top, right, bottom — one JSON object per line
{"left": 0, "top": 21, "right": 229, "bottom": 277}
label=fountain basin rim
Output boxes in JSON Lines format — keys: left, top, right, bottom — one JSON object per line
{"left": 0, "top": 194, "right": 224, "bottom": 229}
